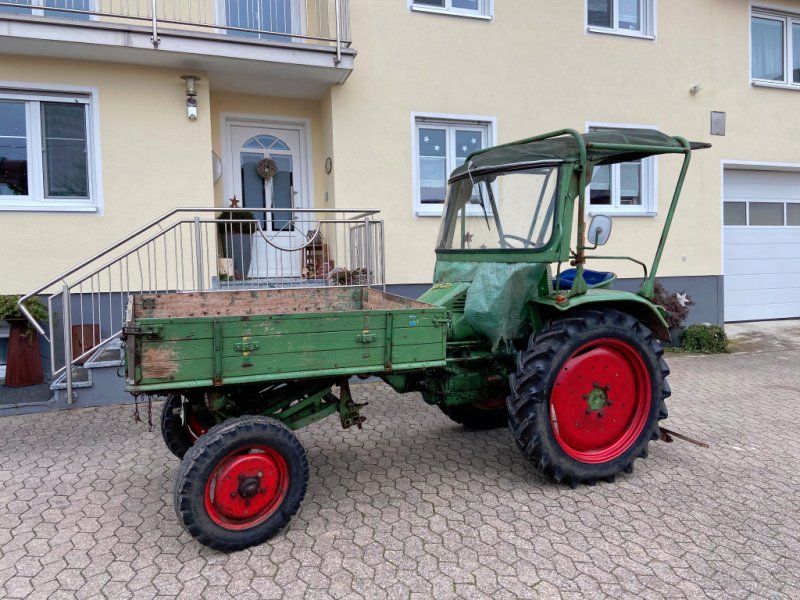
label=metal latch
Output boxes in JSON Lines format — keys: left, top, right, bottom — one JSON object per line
{"left": 122, "top": 325, "right": 163, "bottom": 339}
{"left": 234, "top": 342, "right": 260, "bottom": 352}
{"left": 356, "top": 332, "right": 376, "bottom": 344}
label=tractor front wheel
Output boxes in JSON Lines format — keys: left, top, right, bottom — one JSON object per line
{"left": 507, "top": 309, "right": 669, "bottom": 485}
{"left": 174, "top": 415, "right": 308, "bottom": 551}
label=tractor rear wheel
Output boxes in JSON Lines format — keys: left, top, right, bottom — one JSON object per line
{"left": 507, "top": 309, "right": 669, "bottom": 485}
{"left": 174, "top": 416, "right": 308, "bottom": 551}
{"left": 160, "top": 394, "right": 213, "bottom": 459}
{"left": 439, "top": 398, "right": 508, "bottom": 430}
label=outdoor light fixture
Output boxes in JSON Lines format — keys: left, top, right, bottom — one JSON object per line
{"left": 181, "top": 75, "right": 201, "bottom": 121}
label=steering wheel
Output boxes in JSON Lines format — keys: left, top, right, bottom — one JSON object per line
{"left": 501, "top": 234, "right": 534, "bottom": 249}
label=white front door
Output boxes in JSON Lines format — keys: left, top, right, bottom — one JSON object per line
{"left": 228, "top": 123, "right": 309, "bottom": 279}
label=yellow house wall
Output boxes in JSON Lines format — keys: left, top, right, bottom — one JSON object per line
{"left": 0, "top": 56, "right": 213, "bottom": 294}
{"left": 209, "top": 92, "right": 330, "bottom": 210}
{"left": 329, "top": 0, "right": 800, "bottom": 285}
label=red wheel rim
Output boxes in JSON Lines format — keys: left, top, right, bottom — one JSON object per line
{"left": 204, "top": 446, "right": 289, "bottom": 530}
{"left": 185, "top": 413, "right": 209, "bottom": 442}
{"left": 549, "top": 338, "right": 651, "bottom": 464}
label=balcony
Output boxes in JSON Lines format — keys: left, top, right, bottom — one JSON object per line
{"left": 0, "top": 0, "right": 354, "bottom": 98}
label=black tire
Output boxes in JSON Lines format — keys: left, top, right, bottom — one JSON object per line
{"left": 160, "top": 394, "right": 212, "bottom": 459}
{"left": 439, "top": 400, "right": 508, "bottom": 430}
{"left": 507, "top": 308, "right": 669, "bottom": 486}
{"left": 174, "top": 416, "right": 308, "bottom": 552}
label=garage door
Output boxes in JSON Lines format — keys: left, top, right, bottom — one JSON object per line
{"left": 723, "top": 169, "right": 800, "bottom": 322}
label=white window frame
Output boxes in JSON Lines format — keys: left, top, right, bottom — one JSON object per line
{"left": 750, "top": 7, "right": 800, "bottom": 90}
{"left": 585, "top": 121, "right": 657, "bottom": 216}
{"left": 0, "top": 83, "right": 102, "bottom": 213}
{"left": 411, "top": 112, "right": 496, "bottom": 218}
{"left": 585, "top": 0, "right": 656, "bottom": 39}
{"left": 408, "top": 0, "right": 493, "bottom": 21}
{"left": 0, "top": 1, "right": 97, "bottom": 18}
{"left": 214, "top": 0, "right": 306, "bottom": 39}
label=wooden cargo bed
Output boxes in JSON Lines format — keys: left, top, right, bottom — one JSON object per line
{"left": 124, "top": 287, "right": 448, "bottom": 392}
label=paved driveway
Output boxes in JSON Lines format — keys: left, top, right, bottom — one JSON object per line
{"left": 1, "top": 342, "right": 799, "bottom": 599}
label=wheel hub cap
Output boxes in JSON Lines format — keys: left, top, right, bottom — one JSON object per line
{"left": 205, "top": 449, "right": 288, "bottom": 528}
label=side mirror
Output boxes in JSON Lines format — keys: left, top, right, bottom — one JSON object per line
{"left": 588, "top": 215, "right": 613, "bottom": 246}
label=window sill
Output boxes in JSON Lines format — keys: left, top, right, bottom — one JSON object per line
{"left": 415, "top": 206, "right": 494, "bottom": 218}
{"left": 751, "top": 80, "right": 800, "bottom": 91}
{"left": 410, "top": 5, "right": 492, "bottom": 21}
{"left": 0, "top": 204, "right": 98, "bottom": 213}
{"left": 586, "top": 26, "right": 655, "bottom": 40}
{"left": 587, "top": 210, "right": 657, "bottom": 217}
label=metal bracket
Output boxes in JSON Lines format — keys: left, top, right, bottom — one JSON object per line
{"left": 122, "top": 325, "right": 163, "bottom": 339}
{"left": 338, "top": 380, "right": 368, "bottom": 429}
{"left": 141, "top": 297, "right": 157, "bottom": 310}
{"left": 234, "top": 341, "right": 260, "bottom": 352}
{"left": 356, "top": 332, "right": 376, "bottom": 344}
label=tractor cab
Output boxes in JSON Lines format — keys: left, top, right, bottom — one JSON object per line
{"left": 424, "top": 128, "right": 710, "bottom": 347}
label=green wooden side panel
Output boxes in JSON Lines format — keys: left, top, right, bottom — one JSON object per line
{"left": 132, "top": 307, "right": 447, "bottom": 388}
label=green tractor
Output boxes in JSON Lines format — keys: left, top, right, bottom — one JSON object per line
{"left": 409, "top": 128, "right": 708, "bottom": 484}
{"left": 126, "top": 127, "right": 708, "bottom": 550}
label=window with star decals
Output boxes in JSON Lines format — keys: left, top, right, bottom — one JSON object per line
{"left": 413, "top": 115, "right": 493, "bottom": 216}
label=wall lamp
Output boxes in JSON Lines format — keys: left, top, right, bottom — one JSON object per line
{"left": 181, "top": 75, "right": 201, "bottom": 121}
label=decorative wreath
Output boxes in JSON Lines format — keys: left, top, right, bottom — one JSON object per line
{"left": 256, "top": 158, "right": 278, "bottom": 180}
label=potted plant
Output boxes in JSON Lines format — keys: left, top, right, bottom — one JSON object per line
{"left": 652, "top": 282, "right": 694, "bottom": 347}
{"left": 217, "top": 196, "right": 255, "bottom": 280}
{"left": 0, "top": 295, "right": 48, "bottom": 387}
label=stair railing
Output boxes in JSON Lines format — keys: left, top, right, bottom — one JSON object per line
{"left": 18, "top": 208, "right": 384, "bottom": 404}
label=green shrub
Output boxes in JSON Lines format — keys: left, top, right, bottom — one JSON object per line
{"left": 680, "top": 324, "right": 728, "bottom": 354}
{"left": 0, "top": 295, "right": 48, "bottom": 323}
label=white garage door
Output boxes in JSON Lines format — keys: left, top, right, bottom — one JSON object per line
{"left": 723, "top": 169, "right": 800, "bottom": 322}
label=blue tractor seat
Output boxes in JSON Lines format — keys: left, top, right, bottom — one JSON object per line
{"left": 555, "top": 268, "right": 615, "bottom": 290}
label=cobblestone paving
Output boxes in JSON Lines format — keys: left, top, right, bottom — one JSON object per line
{"left": 1, "top": 348, "right": 799, "bottom": 599}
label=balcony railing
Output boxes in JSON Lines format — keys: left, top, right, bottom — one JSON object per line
{"left": 0, "top": 0, "right": 351, "bottom": 59}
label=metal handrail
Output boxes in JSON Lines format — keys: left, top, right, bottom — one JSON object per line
{"left": 18, "top": 207, "right": 379, "bottom": 335}
{"left": 0, "top": 0, "right": 352, "bottom": 49}
{"left": 19, "top": 207, "right": 384, "bottom": 405}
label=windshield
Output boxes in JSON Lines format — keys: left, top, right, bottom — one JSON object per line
{"left": 437, "top": 166, "right": 560, "bottom": 250}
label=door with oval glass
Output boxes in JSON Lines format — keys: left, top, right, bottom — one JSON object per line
{"left": 229, "top": 124, "right": 308, "bottom": 280}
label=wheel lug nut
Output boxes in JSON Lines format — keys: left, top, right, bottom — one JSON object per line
{"left": 244, "top": 500, "right": 250, "bottom": 507}
{"left": 260, "top": 488, "right": 266, "bottom": 494}
{"left": 597, "top": 412, "right": 604, "bottom": 418}
{"left": 257, "top": 472, "right": 263, "bottom": 478}
{"left": 230, "top": 492, "right": 237, "bottom": 498}
{"left": 585, "top": 409, "right": 592, "bottom": 415}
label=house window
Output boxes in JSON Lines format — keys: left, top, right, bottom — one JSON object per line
{"left": 412, "top": 114, "right": 493, "bottom": 216}
{"left": 0, "top": 89, "right": 99, "bottom": 211}
{"left": 586, "top": 0, "right": 655, "bottom": 38}
{"left": 223, "top": 0, "right": 301, "bottom": 40}
{"left": 410, "top": 0, "right": 492, "bottom": 19}
{"left": 587, "top": 124, "right": 656, "bottom": 215}
{"left": 0, "top": 0, "right": 92, "bottom": 19}
{"left": 751, "top": 10, "right": 800, "bottom": 87}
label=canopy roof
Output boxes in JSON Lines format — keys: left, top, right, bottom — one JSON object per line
{"left": 449, "top": 128, "right": 710, "bottom": 182}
